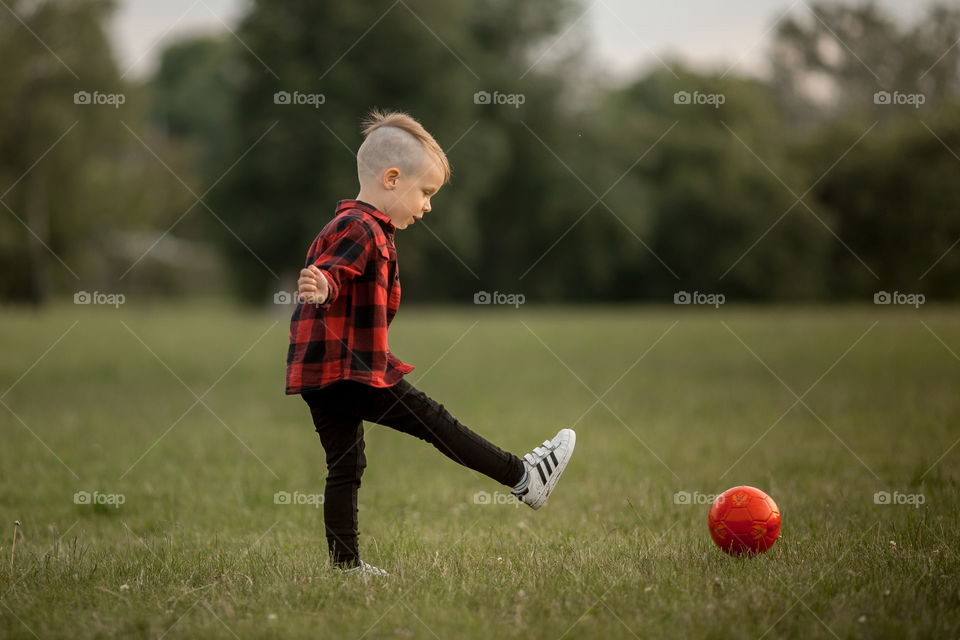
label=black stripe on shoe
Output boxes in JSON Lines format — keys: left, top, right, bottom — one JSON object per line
{"left": 550, "top": 452, "right": 559, "bottom": 467}
{"left": 536, "top": 462, "right": 548, "bottom": 484}
{"left": 543, "top": 456, "right": 553, "bottom": 474}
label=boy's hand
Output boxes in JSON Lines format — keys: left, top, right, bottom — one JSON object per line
{"left": 297, "top": 265, "right": 329, "bottom": 304}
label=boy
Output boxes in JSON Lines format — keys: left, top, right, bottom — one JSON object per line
{"left": 287, "top": 110, "right": 576, "bottom": 576}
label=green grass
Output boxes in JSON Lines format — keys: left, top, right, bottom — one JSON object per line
{"left": 1, "top": 303, "right": 957, "bottom": 639}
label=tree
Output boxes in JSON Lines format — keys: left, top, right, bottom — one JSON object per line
{"left": 0, "top": 0, "right": 118, "bottom": 303}
{"left": 771, "top": 2, "right": 960, "bottom": 127}
{"left": 771, "top": 2, "right": 960, "bottom": 299}
{"left": 803, "top": 111, "right": 960, "bottom": 298}
{"left": 0, "top": 0, "right": 198, "bottom": 304}
{"left": 212, "top": 0, "right": 592, "bottom": 303}
{"left": 600, "top": 67, "right": 832, "bottom": 300}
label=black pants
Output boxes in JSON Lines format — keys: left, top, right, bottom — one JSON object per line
{"left": 301, "top": 378, "right": 525, "bottom": 566}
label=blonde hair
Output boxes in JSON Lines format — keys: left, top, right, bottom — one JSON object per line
{"left": 357, "top": 109, "right": 451, "bottom": 184}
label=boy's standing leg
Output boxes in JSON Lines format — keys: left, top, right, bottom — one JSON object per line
{"left": 303, "top": 394, "right": 368, "bottom": 567}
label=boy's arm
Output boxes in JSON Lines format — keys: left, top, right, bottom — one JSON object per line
{"left": 298, "top": 221, "right": 374, "bottom": 307}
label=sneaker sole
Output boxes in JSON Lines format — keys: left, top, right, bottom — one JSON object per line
{"left": 528, "top": 428, "right": 576, "bottom": 510}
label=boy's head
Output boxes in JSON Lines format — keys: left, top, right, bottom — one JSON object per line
{"left": 355, "top": 109, "right": 451, "bottom": 230}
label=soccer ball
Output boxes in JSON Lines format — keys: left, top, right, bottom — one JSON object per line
{"left": 708, "top": 486, "right": 781, "bottom": 555}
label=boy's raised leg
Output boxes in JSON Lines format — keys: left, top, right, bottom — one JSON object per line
{"left": 353, "top": 379, "right": 526, "bottom": 487}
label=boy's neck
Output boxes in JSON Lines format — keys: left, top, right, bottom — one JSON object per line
{"left": 354, "top": 190, "right": 384, "bottom": 212}
{"left": 353, "top": 191, "right": 400, "bottom": 229}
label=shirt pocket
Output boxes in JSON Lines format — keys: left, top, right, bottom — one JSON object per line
{"left": 364, "top": 241, "right": 390, "bottom": 285}
{"left": 383, "top": 242, "right": 401, "bottom": 320}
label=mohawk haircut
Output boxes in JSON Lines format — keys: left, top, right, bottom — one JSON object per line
{"left": 357, "top": 109, "right": 451, "bottom": 184}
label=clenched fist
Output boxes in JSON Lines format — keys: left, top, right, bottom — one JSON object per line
{"left": 297, "top": 265, "right": 329, "bottom": 304}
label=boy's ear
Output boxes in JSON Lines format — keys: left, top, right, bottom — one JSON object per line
{"left": 381, "top": 167, "right": 401, "bottom": 190}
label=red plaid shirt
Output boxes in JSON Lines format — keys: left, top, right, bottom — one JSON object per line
{"left": 285, "top": 199, "right": 414, "bottom": 394}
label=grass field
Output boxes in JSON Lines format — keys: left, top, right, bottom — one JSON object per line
{"left": 0, "top": 303, "right": 957, "bottom": 639}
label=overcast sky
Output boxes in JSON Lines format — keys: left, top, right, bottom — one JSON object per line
{"left": 109, "top": 0, "right": 943, "bottom": 80}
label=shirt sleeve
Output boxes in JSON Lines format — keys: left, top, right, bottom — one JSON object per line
{"left": 310, "top": 221, "right": 374, "bottom": 308}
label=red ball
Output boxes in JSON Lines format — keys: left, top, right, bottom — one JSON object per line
{"left": 708, "top": 486, "right": 781, "bottom": 555}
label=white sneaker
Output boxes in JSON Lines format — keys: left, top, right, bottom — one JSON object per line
{"left": 338, "top": 561, "right": 389, "bottom": 577}
{"left": 511, "top": 428, "right": 576, "bottom": 510}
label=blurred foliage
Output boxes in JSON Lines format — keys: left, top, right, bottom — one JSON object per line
{"left": 0, "top": 0, "right": 204, "bottom": 305}
{"left": 771, "top": 3, "right": 960, "bottom": 126}
{"left": 805, "top": 111, "right": 960, "bottom": 298}
{"left": 2, "top": 0, "right": 960, "bottom": 305}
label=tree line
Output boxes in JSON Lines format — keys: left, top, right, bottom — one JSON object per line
{"left": 2, "top": 0, "right": 958, "bottom": 305}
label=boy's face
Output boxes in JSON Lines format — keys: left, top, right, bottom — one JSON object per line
{"left": 381, "top": 157, "right": 444, "bottom": 230}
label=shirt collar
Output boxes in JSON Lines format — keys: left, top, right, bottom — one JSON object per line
{"left": 335, "top": 199, "right": 395, "bottom": 234}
